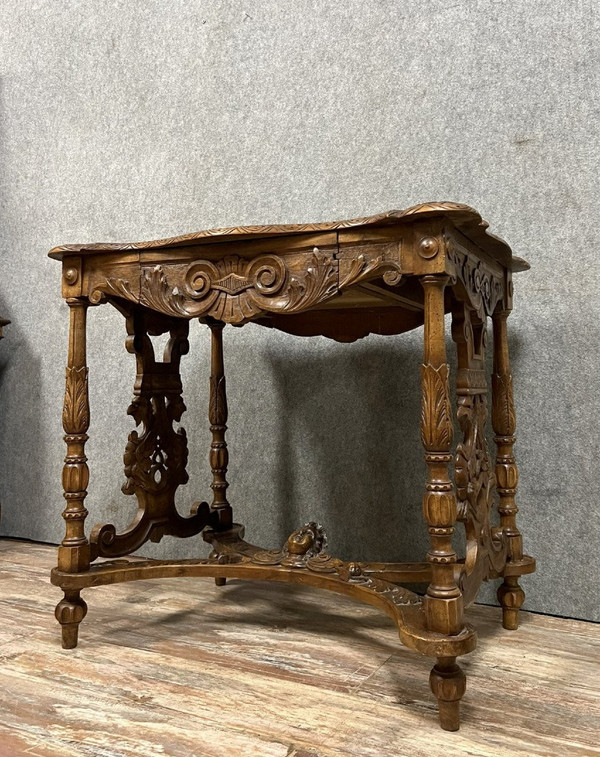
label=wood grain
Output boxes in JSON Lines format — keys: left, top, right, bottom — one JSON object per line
{"left": 1, "top": 540, "right": 598, "bottom": 757}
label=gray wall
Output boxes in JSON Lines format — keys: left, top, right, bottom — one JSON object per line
{"left": 1, "top": 0, "right": 598, "bottom": 621}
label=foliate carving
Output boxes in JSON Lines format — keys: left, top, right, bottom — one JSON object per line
{"left": 252, "top": 522, "right": 327, "bottom": 568}
{"left": 492, "top": 373, "right": 516, "bottom": 436}
{"left": 87, "top": 245, "right": 404, "bottom": 324}
{"left": 452, "top": 303, "right": 508, "bottom": 604}
{"left": 249, "top": 523, "right": 420, "bottom": 607}
{"left": 420, "top": 364, "right": 453, "bottom": 451}
{"left": 209, "top": 375, "right": 228, "bottom": 427}
{"left": 63, "top": 367, "right": 89, "bottom": 434}
{"left": 132, "top": 252, "right": 337, "bottom": 324}
{"left": 284, "top": 252, "right": 338, "bottom": 312}
{"left": 90, "top": 277, "right": 136, "bottom": 305}
{"left": 140, "top": 267, "right": 189, "bottom": 316}
{"left": 338, "top": 245, "right": 402, "bottom": 289}
{"left": 455, "top": 393, "right": 507, "bottom": 595}
{"left": 122, "top": 394, "right": 189, "bottom": 496}
{"left": 447, "top": 238, "right": 504, "bottom": 319}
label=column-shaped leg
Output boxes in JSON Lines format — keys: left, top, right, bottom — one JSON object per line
{"left": 55, "top": 298, "right": 90, "bottom": 648}
{"left": 420, "top": 275, "right": 466, "bottom": 730}
{"left": 208, "top": 320, "right": 232, "bottom": 531}
{"left": 492, "top": 309, "right": 525, "bottom": 630}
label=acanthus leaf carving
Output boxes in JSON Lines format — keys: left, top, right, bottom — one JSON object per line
{"left": 63, "top": 366, "right": 89, "bottom": 434}
{"left": 420, "top": 363, "right": 453, "bottom": 451}
{"left": 140, "top": 266, "right": 189, "bottom": 317}
{"left": 90, "top": 277, "right": 136, "bottom": 305}
{"left": 338, "top": 246, "right": 403, "bottom": 289}
{"left": 209, "top": 375, "right": 228, "bottom": 427}
{"left": 126, "top": 251, "right": 338, "bottom": 324}
{"left": 492, "top": 373, "right": 516, "bottom": 436}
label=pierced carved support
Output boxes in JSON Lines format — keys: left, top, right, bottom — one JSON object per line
{"left": 420, "top": 276, "right": 464, "bottom": 639}
{"left": 492, "top": 309, "right": 527, "bottom": 630}
{"left": 89, "top": 307, "right": 209, "bottom": 559}
{"left": 452, "top": 303, "right": 507, "bottom": 607}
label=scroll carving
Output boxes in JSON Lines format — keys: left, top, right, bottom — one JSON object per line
{"left": 90, "top": 277, "right": 136, "bottom": 305}
{"left": 446, "top": 237, "right": 504, "bottom": 319}
{"left": 129, "top": 252, "right": 338, "bottom": 323}
{"left": 420, "top": 364, "right": 453, "bottom": 451}
{"left": 87, "top": 243, "right": 405, "bottom": 324}
{"left": 338, "top": 244, "right": 403, "bottom": 289}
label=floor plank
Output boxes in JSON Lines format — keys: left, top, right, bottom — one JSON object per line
{"left": 0, "top": 539, "right": 598, "bottom": 757}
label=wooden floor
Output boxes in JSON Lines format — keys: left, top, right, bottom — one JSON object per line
{"left": 0, "top": 540, "right": 598, "bottom": 757}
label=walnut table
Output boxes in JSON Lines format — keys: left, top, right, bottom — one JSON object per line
{"left": 49, "top": 202, "right": 535, "bottom": 731}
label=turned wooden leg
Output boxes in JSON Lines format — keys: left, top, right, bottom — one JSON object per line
{"left": 420, "top": 276, "right": 466, "bottom": 729}
{"left": 430, "top": 657, "right": 466, "bottom": 731}
{"left": 207, "top": 319, "right": 232, "bottom": 586}
{"left": 55, "top": 590, "right": 88, "bottom": 649}
{"left": 492, "top": 309, "right": 526, "bottom": 630}
{"left": 55, "top": 298, "right": 91, "bottom": 647}
{"left": 420, "top": 276, "right": 463, "bottom": 635}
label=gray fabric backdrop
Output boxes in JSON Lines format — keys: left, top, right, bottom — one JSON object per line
{"left": 0, "top": 0, "right": 598, "bottom": 621}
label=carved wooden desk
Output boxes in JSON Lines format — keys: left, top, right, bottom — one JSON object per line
{"left": 49, "top": 202, "right": 535, "bottom": 731}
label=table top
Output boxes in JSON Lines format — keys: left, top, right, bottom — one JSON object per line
{"left": 49, "top": 202, "right": 527, "bottom": 342}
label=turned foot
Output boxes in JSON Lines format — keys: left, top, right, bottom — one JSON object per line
{"left": 215, "top": 577, "right": 227, "bottom": 586}
{"left": 55, "top": 590, "right": 88, "bottom": 649}
{"left": 430, "top": 657, "right": 466, "bottom": 731}
{"left": 498, "top": 576, "right": 525, "bottom": 630}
